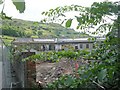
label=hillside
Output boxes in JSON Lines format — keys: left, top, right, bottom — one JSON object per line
{"left": 1, "top": 19, "right": 90, "bottom": 38}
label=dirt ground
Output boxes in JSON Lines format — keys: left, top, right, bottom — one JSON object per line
{"left": 35, "top": 58, "right": 89, "bottom": 86}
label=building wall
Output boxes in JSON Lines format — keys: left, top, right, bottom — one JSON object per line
{"left": 29, "top": 43, "right": 93, "bottom": 51}
{"left": 55, "top": 44, "right": 61, "bottom": 51}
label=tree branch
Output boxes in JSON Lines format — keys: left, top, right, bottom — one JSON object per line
{"left": 1, "top": 0, "right": 5, "bottom": 13}
{"left": 92, "top": 80, "right": 105, "bottom": 90}
{"left": 106, "top": 15, "right": 117, "bottom": 22}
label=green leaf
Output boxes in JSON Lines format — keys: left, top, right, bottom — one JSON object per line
{"left": 12, "top": 0, "right": 25, "bottom": 13}
{"left": 98, "top": 69, "right": 107, "bottom": 82}
{"left": 64, "top": 76, "right": 73, "bottom": 86}
{"left": 33, "top": 22, "right": 39, "bottom": 25}
{"left": 76, "top": 25, "right": 80, "bottom": 29}
{"left": 41, "top": 12, "right": 45, "bottom": 15}
{"left": 76, "top": 16, "right": 81, "bottom": 23}
{"left": 65, "top": 19, "right": 72, "bottom": 27}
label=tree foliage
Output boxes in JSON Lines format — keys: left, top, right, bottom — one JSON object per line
{"left": 41, "top": 1, "right": 118, "bottom": 35}
{"left": 40, "top": 1, "right": 120, "bottom": 89}
{"left": 22, "top": 50, "right": 90, "bottom": 62}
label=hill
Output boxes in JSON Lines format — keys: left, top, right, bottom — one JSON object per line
{"left": 1, "top": 19, "right": 90, "bottom": 38}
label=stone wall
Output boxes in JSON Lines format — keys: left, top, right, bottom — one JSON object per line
{"left": 13, "top": 52, "right": 35, "bottom": 88}
{"left": 26, "top": 61, "right": 36, "bottom": 87}
{"left": 12, "top": 53, "right": 26, "bottom": 87}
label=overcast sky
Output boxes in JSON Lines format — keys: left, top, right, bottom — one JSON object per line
{"left": 0, "top": 0, "right": 118, "bottom": 21}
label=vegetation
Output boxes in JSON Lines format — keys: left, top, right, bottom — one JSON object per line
{"left": 22, "top": 28, "right": 119, "bottom": 89}
{"left": 22, "top": 50, "right": 90, "bottom": 62}
{"left": 1, "top": 19, "right": 90, "bottom": 38}
{"left": 44, "top": 30, "right": 119, "bottom": 89}
{"left": 41, "top": 1, "right": 118, "bottom": 35}
{"left": 0, "top": 0, "right": 25, "bottom": 19}
{"left": 1, "top": 0, "right": 120, "bottom": 89}
{"left": 0, "top": 35, "right": 15, "bottom": 46}
{"left": 40, "top": 1, "right": 120, "bottom": 89}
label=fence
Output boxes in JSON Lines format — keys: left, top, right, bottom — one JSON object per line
{"left": 0, "top": 39, "right": 12, "bottom": 88}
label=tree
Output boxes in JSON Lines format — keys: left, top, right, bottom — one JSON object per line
{"left": 41, "top": 1, "right": 118, "bottom": 36}
{"left": 37, "top": 31, "right": 43, "bottom": 36}
{"left": 41, "top": 1, "right": 120, "bottom": 89}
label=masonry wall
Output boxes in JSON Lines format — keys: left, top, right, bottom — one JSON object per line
{"left": 26, "top": 61, "right": 36, "bottom": 87}
{"left": 13, "top": 52, "right": 35, "bottom": 88}
{"left": 13, "top": 53, "right": 25, "bottom": 87}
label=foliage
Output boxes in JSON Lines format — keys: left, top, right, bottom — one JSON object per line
{"left": 44, "top": 30, "right": 119, "bottom": 89}
{"left": 12, "top": 0, "right": 25, "bottom": 13}
{"left": 1, "top": 26, "right": 24, "bottom": 37}
{"left": 41, "top": 1, "right": 118, "bottom": 35}
{"left": 0, "top": 35, "right": 15, "bottom": 47}
{"left": 1, "top": 19, "right": 90, "bottom": 38}
{"left": 1, "top": 0, "right": 119, "bottom": 89}
{"left": 0, "top": 0, "right": 25, "bottom": 19}
{"left": 22, "top": 50, "right": 90, "bottom": 62}
{"left": 40, "top": 1, "right": 119, "bottom": 89}
{"left": 65, "top": 19, "right": 72, "bottom": 28}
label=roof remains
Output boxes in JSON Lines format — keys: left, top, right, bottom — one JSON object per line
{"left": 12, "top": 38, "right": 105, "bottom": 44}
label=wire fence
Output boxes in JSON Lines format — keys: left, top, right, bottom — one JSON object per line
{"left": 0, "top": 39, "right": 12, "bottom": 88}
{"left": 0, "top": 38, "right": 19, "bottom": 88}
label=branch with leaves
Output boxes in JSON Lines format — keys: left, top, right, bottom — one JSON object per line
{"left": 0, "top": 0, "right": 26, "bottom": 19}
{"left": 41, "top": 1, "right": 118, "bottom": 35}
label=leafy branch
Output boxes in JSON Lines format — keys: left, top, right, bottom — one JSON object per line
{"left": 0, "top": 0, "right": 25, "bottom": 19}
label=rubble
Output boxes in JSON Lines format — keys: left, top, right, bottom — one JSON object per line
{"left": 35, "top": 58, "right": 88, "bottom": 86}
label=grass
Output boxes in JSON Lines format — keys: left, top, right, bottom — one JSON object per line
{"left": 0, "top": 35, "right": 15, "bottom": 46}
{"left": 2, "top": 18, "right": 90, "bottom": 38}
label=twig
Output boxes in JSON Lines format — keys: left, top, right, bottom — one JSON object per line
{"left": 1, "top": 0, "right": 5, "bottom": 13}
{"left": 92, "top": 80, "right": 105, "bottom": 90}
{"left": 106, "top": 15, "right": 117, "bottom": 22}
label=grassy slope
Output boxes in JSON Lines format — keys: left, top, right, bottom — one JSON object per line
{"left": 1, "top": 18, "right": 91, "bottom": 46}
{"left": 2, "top": 18, "right": 90, "bottom": 38}
{"left": 0, "top": 35, "right": 15, "bottom": 46}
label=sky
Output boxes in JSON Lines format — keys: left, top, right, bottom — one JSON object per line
{"left": 0, "top": 0, "right": 118, "bottom": 36}
{"left": 0, "top": 0, "right": 117, "bottom": 21}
